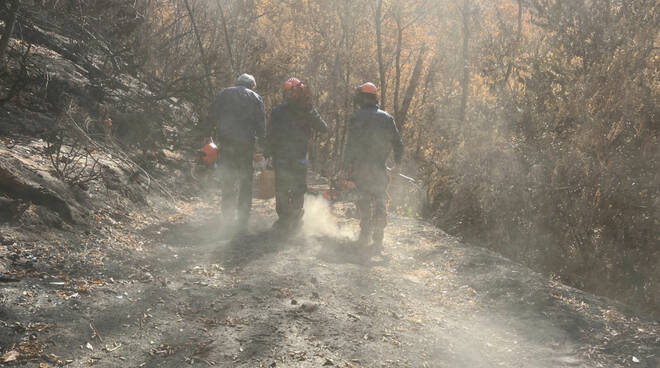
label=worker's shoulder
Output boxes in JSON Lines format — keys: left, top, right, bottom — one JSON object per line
{"left": 219, "top": 85, "right": 239, "bottom": 93}
{"left": 354, "top": 107, "right": 393, "bottom": 122}
{"left": 219, "top": 85, "right": 261, "bottom": 99}
{"left": 375, "top": 108, "right": 394, "bottom": 120}
{"left": 245, "top": 87, "right": 263, "bottom": 102}
{"left": 269, "top": 103, "right": 288, "bottom": 120}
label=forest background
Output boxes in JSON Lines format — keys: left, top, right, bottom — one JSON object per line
{"left": 2, "top": 0, "right": 658, "bottom": 314}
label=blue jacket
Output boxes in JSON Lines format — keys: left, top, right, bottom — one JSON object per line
{"left": 345, "top": 103, "right": 403, "bottom": 169}
{"left": 207, "top": 85, "right": 266, "bottom": 146}
{"left": 266, "top": 103, "right": 327, "bottom": 166}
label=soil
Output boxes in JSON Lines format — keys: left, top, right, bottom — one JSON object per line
{"left": 1, "top": 190, "right": 658, "bottom": 368}
{"left": 1, "top": 5, "right": 658, "bottom": 366}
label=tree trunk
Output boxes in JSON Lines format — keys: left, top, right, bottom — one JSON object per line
{"left": 503, "top": 0, "right": 523, "bottom": 88}
{"left": 375, "top": 0, "right": 387, "bottom": 109}
{"left": 183, "top": 0, "right": 214, "bottom": 98}
{"left": 398, "top": 45, "right": 426, "bottom": 129}
{"left": 459, "top": 0, "right": 470, "bottom": 128}
{"left": 217, "top": 1, "right": 235, "bottom": 76}
{"left": 393, "top": 14, "right": 403, "bottom": 120}
{"left": 332, "top": 1, "right": 348, "bottom": 162}
{"left": 0, "top": 0, "right": 20, "bottom": 72}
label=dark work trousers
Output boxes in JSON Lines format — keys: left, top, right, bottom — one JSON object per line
{"left": 217, "top": 141, "right": 254, "bottom": 229}
{"left": 352, "top": 164, "right": 391, "bottom": 244}
{"left": 274, "top": 161, "right": 307, "bottom": 231}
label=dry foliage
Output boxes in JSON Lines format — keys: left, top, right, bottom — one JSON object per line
{"left": 23, "top": 0, "right": 660, "bottom": 312}
{"left": 45, "top": 103, "right": 102, "bottom": 187}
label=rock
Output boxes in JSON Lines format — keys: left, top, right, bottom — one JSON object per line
{"left": 0, "top": 274, "right": 20, "bottom": 282}
{"left": 0, "top": 154, "right": 87, "bottom": 224}
{"left": 36, "top": 205, "right": 64, "bottom": 228}
{"left": 300, "top": 303, "right": 318, "bottom": 313}
{"left": 0, "top": 196, "right": 20, "bottom": 222}
{"left": 0, "top": 233, "right": 15, "bottom": 245}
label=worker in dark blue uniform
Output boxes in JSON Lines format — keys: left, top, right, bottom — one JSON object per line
{"left": 344, "top": 82, "right": 403, "bottom": 254}
{"left": 266, "top": 78, "right": 328, "bottom": 237}
{"left": 203, "top": 73, "right": 266, "bottom": 233}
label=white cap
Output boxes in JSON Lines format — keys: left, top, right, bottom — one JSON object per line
{"left": 236, "top": 73, "right": 256, "bottom": 89}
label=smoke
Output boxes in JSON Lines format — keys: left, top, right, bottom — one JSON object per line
{"left": 301, "top": 194, "right": 354, "bottom": 239}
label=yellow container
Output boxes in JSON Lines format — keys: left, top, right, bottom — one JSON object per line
{"left": 255, "top": 170, "right": 276, "bottom": 199}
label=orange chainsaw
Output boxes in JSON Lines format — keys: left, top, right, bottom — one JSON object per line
{"left": 190, "top": 138, "right": 219, "bottom": 181}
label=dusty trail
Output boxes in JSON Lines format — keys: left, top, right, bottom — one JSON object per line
{"left": 2, "top": 194, "right": 658, "bottom": 367}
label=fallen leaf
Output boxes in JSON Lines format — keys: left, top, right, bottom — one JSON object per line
{"left": 40, "top": 363, "right": 49, "bottom": 368}
{"left": 85, "top": 342, "right": 94, "bottom": 351}
{"left": 2, "top": 350, "right": 19, "bottom": 362}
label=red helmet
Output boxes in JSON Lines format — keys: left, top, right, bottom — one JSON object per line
{"left": 283, "top": 77, "right": 305, "bottom": 101}
{"left": 201, "top": 141, "right": 219, "bottom": 164}
{"left": 284, "top": 77, "right": 302, "bottom": 91}
{"left": 358, "top": 82, "right": 378, "bottom": 96}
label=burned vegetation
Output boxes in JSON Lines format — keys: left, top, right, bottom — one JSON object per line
{"left": 0, "top": 0, "right": 659, "bottom": 367}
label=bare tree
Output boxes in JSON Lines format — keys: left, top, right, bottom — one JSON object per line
{"left": 397, "top": 45, "right": 426, "bottom": 128}
{"left": 0, "top": 0, "right": 20, "bottom": 72}
{"left": 459, "top": 0, "right": 470, "bottom": 126}
{"left": 375, "top": 0, "right": 387, "bottom": 109}
{"left": 182, "top": 0, "right": 214, "bottom": 98}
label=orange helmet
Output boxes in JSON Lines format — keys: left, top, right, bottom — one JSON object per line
{"left": 284, "top": 77, "right": 302, "bottom": 91}
{"left": 201, "top": 141, "right": 219, "bottom": 164}
{"left": 358, "top": 82, "right": 378, "bottom": 96}
{"left": 283, "top": 77, "right": 305, "bottom": 102}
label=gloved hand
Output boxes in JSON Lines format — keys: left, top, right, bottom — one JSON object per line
{"left": 295, "top": 84, "right": 313, "bottom": 112}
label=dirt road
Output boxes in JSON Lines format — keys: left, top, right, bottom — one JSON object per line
{"left": 1, "top": 194, "right": 658, "bottom": 367}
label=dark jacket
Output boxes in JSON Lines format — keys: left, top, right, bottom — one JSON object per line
{"left": 266, "top": 102, "right": 327, "bottom": 166}
{"left": 345, "top": 103, "right": 403, "bottom": 170}
{"left": 206, "top": 85, "right": 266, "bottom": 146}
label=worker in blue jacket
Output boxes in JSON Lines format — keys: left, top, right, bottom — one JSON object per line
{"left": 203, "top": 73, "right": 266, "bottom": 233}
{"left": 266, "top": 78, "right": 328, "bottom": 237}
{"left": 344, "top": 82, "right": 403, "bottom": 254}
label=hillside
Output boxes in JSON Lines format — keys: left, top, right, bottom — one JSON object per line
{"left": 1, "top": 2, "right": 659, "bottom": 367}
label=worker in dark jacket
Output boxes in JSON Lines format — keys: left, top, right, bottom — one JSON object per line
{"left": 203, "top": 73, "right": 266, "bottom": 232}
{"left": 266, "top": 77, "right": 328, "bottom": 236}
{"left": 344, "top": 82, "right": 403, "bottom": 254}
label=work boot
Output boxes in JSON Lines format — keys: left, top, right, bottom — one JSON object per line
{"left": 271, "top": 218, "right": 285, "bottom": 232}
{"left": 356, "top": 230, "right": 371, "bottom": 246}
{"left": 219, "top": 214, "right": 236, "bottom": 235}
{"left": 371, "top": 231, "right": 384, "bottom": 256}
{"left": 234, "top": 221, "right": 249, "bottom": 237}
{"left": 290, "top": 219, "right": 303, "bottom": 235}
{"left": 270, "top": 218, "right": 290, "bottom": 240}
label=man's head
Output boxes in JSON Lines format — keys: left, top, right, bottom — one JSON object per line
{"left": 283, "top": 77, "right": 304, "bottom": 102}
{"left": 355, "top": 82, "right": 379, "bottom": 106}
{"left": 283, "top": 77, "right": 312, "bottom": 109}
{"left": 236, "top": 73, "right": 256, "bottom": 89}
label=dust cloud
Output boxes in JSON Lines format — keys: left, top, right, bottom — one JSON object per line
{"left": 301, "top": 194, "right": 354, "bottom": 239}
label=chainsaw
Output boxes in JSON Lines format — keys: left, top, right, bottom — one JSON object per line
{"left": 190, "top": 138, "right": 219, "bottom": 182}
{"left": 323, "top": 177, "right": 359, "bottom": 202}
{"left": 323, "top": 168, "right": 420, "bottom": 202}
{"left": 386, "top": 166, "right": 421, "bottom": 189}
